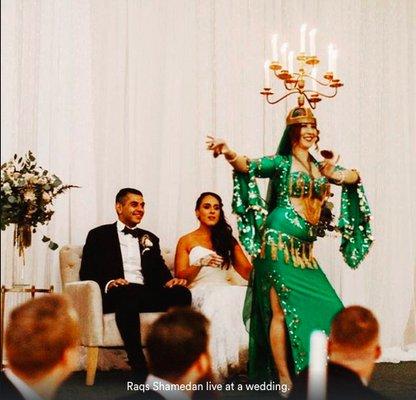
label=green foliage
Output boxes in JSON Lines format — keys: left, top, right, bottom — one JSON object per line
{"left": 1, "top": 151, "right": 79, "bottom": 251}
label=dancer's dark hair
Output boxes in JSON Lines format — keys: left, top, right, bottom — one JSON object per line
{"left": 277, "top": 124, "right": 320, "bottom": 156}
{"left": 195, "top": 192, "right": 236, "bottom": 268}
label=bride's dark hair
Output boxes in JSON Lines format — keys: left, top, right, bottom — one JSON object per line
{"left": 195, "top": 192, "right": 236, "bottom": 268}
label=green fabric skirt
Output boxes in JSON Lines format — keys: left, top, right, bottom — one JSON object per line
{"left": 247, "top": 206, "right": 344, "bottom": 382}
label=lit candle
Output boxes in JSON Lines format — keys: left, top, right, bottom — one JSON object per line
{"left": 312, "top": 67, "right": 317, "bottom": 92}
{"left": 327, "top": 43, "right": 334, "bottom": 71}
{"left": 300, "top": 24, "right": 307, "bottom": 53}
{"left": 288, "top": 51, "right": 294, "bottom": 74}
{"left": 307, "top": 331, "right": 328, "bottom": 400}
{"left": 264, "top": 60, "right": 271, "bottom": 88}
{"left": 271, "top": 34, "right": 279, "bottom": 62}
{"left": 332, "top": 48, "right": 338, "bottom": 76}
{"left": 309, "top": 28, "right": 317, "bottom": 56}
{"left": 280, "top": 43, "right": 288, "bottom": 70}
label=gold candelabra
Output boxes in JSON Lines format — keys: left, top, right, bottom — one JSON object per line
{"left": 261, "top": 52, "right": 343, "bottom": 109}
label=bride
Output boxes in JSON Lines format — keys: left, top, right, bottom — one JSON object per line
{"left": 174, "top": 192, "right": 252, "bottom": 381}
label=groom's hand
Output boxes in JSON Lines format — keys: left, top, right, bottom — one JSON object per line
{"left": 165, "top": 278, "right": 188, "bottom": 288}
{"left": 108, "top": 278, "right": 129, "bottom": 290}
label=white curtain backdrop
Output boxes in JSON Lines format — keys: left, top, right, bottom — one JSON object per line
{"left": 1, "top": 0, "right": 415, "bottom": 362}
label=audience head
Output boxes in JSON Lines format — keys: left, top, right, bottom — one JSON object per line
{"left": 329, "top": 306, "right": 381, "bottom": 381}
{"left": 115, "top": 188, "right": 145, "bottom": 227}
{"left": 146, "top": 307, "right": 211, "bottom": 384}
{"left": 5, "top": 294, "right": 80, "bottom": 384}
{"left": 194, "top": 192, "right": 236, "bottom": 267}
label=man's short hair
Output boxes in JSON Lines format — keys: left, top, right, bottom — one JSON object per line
{"left": 146, "top": 307, "right": 209, "bottom": 380}
{"left": 5, "top": 294, "right": 80, "bottom": 378}
{"left": 115, "top": 188, "right": 143, "bottom": 204}
{"left": 330, "top": 306, "right": 379, "bottom": 350}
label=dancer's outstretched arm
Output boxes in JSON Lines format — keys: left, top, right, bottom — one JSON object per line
{"left": 206, "top": 135, "right": 249, "bottom": 173}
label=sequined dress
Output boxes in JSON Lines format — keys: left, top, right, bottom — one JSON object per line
{"left": 232, "top": 154, "right": 372, "bottom": 382}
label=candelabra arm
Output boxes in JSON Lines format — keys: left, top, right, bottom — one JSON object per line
{"left": 265, "top": 90, "right": 300, "bottom": 105}
{"left": 284, "top": 80, "right": 295, "bottom": 90}
{"left": 303, "top": 88, "right": 338, "bottom": 99}
{"left": 303, "top": 93, "right": 318, "bottom": 109}
{"left": 303, "top": 73, "right": 332, "bottom": 87}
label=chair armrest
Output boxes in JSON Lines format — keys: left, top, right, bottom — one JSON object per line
{"left": 64, "top": 281, "right": 104, "bottom": 346}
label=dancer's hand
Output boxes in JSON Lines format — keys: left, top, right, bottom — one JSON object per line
{"left": 319, "top": 150, "right": 340, "bottom": 178}
{"left": 206, "top": 136, "right": 233, "bottom": 158}
{"left": 165, "top": 278, "right": 188, "bottom": 288}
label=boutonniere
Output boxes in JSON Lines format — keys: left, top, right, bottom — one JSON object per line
{"left": 140, "top": 234, "right": 153, "bottom": 255}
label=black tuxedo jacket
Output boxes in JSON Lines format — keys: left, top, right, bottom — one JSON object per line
{"left": 0, "top": 372, "right": 26, "bottom": 400}
{"left": 80, "top": 223, "right": 173, "bottom": 312}
{"left": 289, "top": 362, "right": 387, "bottom": 400}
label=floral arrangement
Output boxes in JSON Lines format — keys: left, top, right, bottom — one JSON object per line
{"left": 140, "top": 234, "right": 153, "bottom": 255}
{"left": 1, "top": 151, "right": 77, "bottom": 257}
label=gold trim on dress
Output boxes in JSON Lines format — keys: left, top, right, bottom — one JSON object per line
{"left": 259, "top": 229, "right": 318, "bottom": 269}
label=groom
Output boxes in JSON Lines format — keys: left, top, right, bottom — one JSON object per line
{"left": 80, "top": 188, "right": 191, "bottom": 380}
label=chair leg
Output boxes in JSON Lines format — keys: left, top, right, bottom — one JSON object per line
{"left": 86, "top": 347, "right": 99, "bottom": 386}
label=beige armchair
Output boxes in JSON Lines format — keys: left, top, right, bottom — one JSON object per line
{"left": 59, "top": 245, "right": 174, "bottom": 385}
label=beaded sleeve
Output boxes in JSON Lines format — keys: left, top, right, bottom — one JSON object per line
{"left": 338, "top": 180, "right": 373, "bottom": 268}
{"left": 232, "top": 155, "right": 284, "bottom": 256}
{"left": 328, "top": 165, "right": 373, "bottom": 267}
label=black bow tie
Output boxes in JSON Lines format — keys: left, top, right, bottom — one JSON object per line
{"left": 122, "top": 227, "right": 140, "bottom": 238}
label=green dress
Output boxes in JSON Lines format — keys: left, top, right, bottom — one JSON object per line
{"left": 232, "top": 154, "right": 373, "bottom": 382}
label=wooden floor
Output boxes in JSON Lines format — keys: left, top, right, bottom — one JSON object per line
{"left": 56, "top": 362, "right": 416, "bottom": 400}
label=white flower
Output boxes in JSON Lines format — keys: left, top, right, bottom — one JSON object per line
{"left": 23, "top": 189, "right": 36, "bottom": 202}
{"left": 5, "top": 164, "right": 15, "bottom": 175}
{"left": 42, "top": 192, "right": 52, "bottom": 203}
{"left": 2, "top": 182, "right": 12, "bottom": 195}
{"left": 140, "top": 234, "right": 153, "bottom": 254}
{"left": 23, "top": 173, "right": 35, "bottom": 182}
{"left": 38, "top": 176, "right": 48, "bottom": 185}
{"left": 143, "top": 237, "right": 153, "bottom": 248}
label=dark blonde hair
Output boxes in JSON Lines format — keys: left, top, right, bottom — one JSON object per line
{"left": 330, "top": 306, "right": 379, "bottom": 350}
{"left": 5, "top": 294, "right": 80, "bottom": 378}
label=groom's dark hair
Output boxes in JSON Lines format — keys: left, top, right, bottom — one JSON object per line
{"left": 146, "top": 307, "right": 210, "bottom": 380}
{"left": 115, "top": 188, "right": 143, "bottom": 204}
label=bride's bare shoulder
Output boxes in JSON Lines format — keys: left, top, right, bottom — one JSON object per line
{"left": 177, "top": 231, "right": 200, "bottom": 250}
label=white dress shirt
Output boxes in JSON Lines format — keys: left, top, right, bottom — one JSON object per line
{"left": 5, "top": 369, "right": 44, "bottom": 400}
{"left": 105, "top": 220, "right": 144, "bottom": 292}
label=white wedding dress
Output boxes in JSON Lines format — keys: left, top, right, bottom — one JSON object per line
{"left": 188, "top": 246, "right": 249, "bottom": 381}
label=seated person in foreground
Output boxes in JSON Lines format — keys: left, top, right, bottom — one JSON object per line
{"left": 289, "top": 305, "right": 386, "bottom": 400}
{"left": 1, "top": 295, "right": 80, "bottom": 400}
{"left": 119, "top": 307, "right": 213, "bottom": 400}
{"left": 174, "top": 192, "right": 252, "bottom": 380}
{"left": 80, "top": 188, "right": 191, "bottom": 380}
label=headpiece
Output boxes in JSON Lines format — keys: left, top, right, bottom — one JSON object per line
{"left": 286, "top": 96, "right": 316, "bottom": 126}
